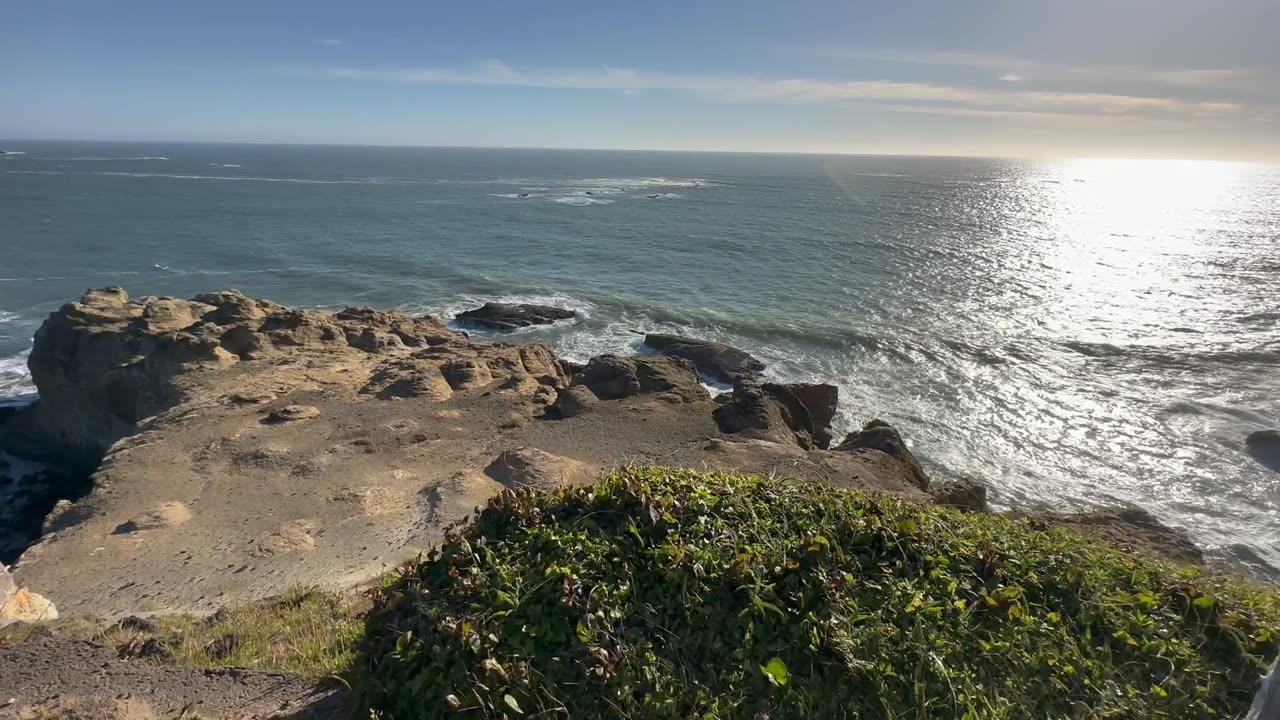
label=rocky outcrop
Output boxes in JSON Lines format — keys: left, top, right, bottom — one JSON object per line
{"left": 455, "top": 302, "right": 575, "bottom": 331}
{"left": 574, "top": 355, "right": 707, "bottom": 402}
{"left": 1026, "top": 508, "right": 1203, "bottom": 566}
{"left": 1246, "top": 430, "right": 1280, "bottom": 472}
{"left": 835, "top": 420, "right": 930, "bottom": 490}
{"left": 4, "top": 288, "right": 459, "bottom": 468}
{"left": 712, "top": 381, "right": 839, "bottom": 449}
{"left": 642, "top": 334, "right": 765, "bottom": 384}
{"left": 548, "top": 385, "right": 599, "bottom": 419}
{"left": 930, "top": 478, "right": 989, "bottom": 512}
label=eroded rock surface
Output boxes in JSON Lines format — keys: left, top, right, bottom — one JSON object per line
{"left": 0, "top": 288, "right": 1095, "bottom": 620}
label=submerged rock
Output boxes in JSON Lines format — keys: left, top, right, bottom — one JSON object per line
{"left": 455, "top": 302, "right": 575, "bottom": 331}
{"left": 642, "top": 333, "right": 766, "bottom": 384}
{"left": 1245, "top": 430, "right": 1280, "bottom": 472}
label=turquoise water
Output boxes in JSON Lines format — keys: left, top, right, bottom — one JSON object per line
{"left": 2, "top": 141, "right": 1278, "bottom": 575}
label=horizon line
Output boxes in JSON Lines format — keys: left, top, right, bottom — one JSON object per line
{"left": 1, "top": 136, "right": 1271, "bottom": 164}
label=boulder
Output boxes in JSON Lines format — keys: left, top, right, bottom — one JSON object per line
{"left": 549, "top": 385, "right": 599, "bottom": 419}
{"left": 835, "top": 420, "right": 930, "bottom": 490}
{"left": 930, "top": 479, "right": 989, "bottom": 512}
{"left": 712, "top": 381, "right": 839, "bottom": 449}
{"left": 576, "top": 355, "right": 707, "bottom": 402}
{"left": 1245, "top": 430, "right": 1280, "bottom": 472}
{"left": 483, "top": 448, "right": 595, "bottom": 490}
{"left": 2, "top": 564, "right": 58, "bottom": 626}
{"left": 455, "top": 302, "right": 575, "bottom": 331}
{"left": 642, "top": 334, "right": 765, "bottom": 384}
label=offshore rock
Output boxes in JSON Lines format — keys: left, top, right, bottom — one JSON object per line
{"left": 455, "top": 302, "right": 575, "bottom": 331}
{"left": 642, "top": 333, "right": 766, "bottom": 384}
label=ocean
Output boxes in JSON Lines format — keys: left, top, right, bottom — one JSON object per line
{"left": 2, "top": 141, "right": 1278, "bottom": 576}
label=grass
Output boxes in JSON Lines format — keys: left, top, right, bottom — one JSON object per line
{"left": 99, "top": 587, "right": 366, "bottom": 681}
{"left": 355, "top": 468, "right": 1280, "bottom": 719}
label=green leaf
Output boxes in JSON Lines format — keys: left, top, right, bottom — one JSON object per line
{"left": 1192, "top": 596, "right": 1216, "bottom": 609}
{"left": 503, "top": 694, "right": 524, "bottom": 715}
{"left": 576, "top": 620, "right": 592, "bottom": 644}
{"left": 761, "top": 657, "right": 789, "bottom": 687}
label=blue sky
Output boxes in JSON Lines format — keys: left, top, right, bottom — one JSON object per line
{"left": 3, "top": 0, "right": 1277, "bottom": 158}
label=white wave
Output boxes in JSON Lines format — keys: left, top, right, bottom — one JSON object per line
{"left": 0, "top": 150, "right": 26, "bottom": 156}
{"left": 491, "top": 193, "right": 537, "bottom": 199}
{"left": 5, "top": 170, "right": 63, "bottom": 176}
{"left": 0, "top": 311, "right": 15, "bottom": 325}
{"left": 0, "top": 349, "right": 35, "bottom": 405}
{"left": 644, "top": 192, "right": 684, "bottom": 199}
{"left": 552, "top": 196, "right": 615, "bottom": 206}
{"left": 571, "top": 177, "right": 709, "bottom": 190}
{"left": 63, "top": 156, "right": 169, "bottom": 161}
{"left": 209, "top": 163, "right": 241, "bottom": 168}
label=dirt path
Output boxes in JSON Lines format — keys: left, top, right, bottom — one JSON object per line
{"left": 0, "top": 635, "right": 342, "bottom": 719}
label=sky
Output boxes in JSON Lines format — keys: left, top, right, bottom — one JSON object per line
{"left": 2, "top": 0, "right": 1278, "bottom": 159}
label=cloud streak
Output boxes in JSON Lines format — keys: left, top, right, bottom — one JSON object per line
{"left": 839, "top": 50, "right": 1255, "bottom": 90}
{"left": 320, "top": 61, "right": 1244, "bottom": 120}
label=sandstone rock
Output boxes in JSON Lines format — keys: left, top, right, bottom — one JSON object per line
{"left": 113, "top": 501, "right": 192, "bottom": 534}
{"left": 455, "top": 302, "right": 575, "bottom": 331}
{"left": 1, "top": 564, "right": 58, "bottom": 626}
{"left": 930, "top": 479, "right": 989, "bottom": 512}
{"left": 226, "top": 391, "right": 277, "bottom": 405}
{"left": 713, "top": 382, "right": 794, "bottom": 444}
{"left": 264, "top": 405, "right": 321, "bottom": 423}
{"left": 550, "top": 385, "right": 599, "bottom": 418}
{"left": 576, "top": 355, "right": 707, "bottom": 402}
{"left": 1245, "top": 429, "right": 1280, "bottom": 472}
{"left": 483, "top": 448, "right": 595, "bottom": 490}
{"left": 642, "top": 333, "right": 765, "bottom": 384}
{"left": 834, "top": 420, "right": 930, "bottom": 490}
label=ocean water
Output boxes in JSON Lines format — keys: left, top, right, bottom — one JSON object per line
{"left": 2, "top": 141, "right": 1278, "bottom": 576}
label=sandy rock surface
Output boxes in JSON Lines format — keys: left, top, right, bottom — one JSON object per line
{"left": 1, "top": 289, "right": 936, "bottom": 618}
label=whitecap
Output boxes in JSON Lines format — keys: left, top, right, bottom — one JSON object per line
{"left": 0, "top": 311, "right": 15, "bottom": 324}
{"left": 0, "top": 150, "right": 26, "bottom": 156}
{"left": 491, "top": 193, "right": 537, "bottom": 199}
{"left": 552, "top": 196, "right": 615, "bottom": 206}
{"left": 64, "top": 156, "right": 169, "bottom": 161}
{"left": 209, "top": 163, "right": 241, "bottom": 168}
{"left": 0, "top": 349, "right": 35, "bottom": 405}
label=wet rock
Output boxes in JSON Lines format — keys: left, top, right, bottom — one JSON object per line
{"left": 1245, "top": 430, "right": 1280, "bottom": 472}
{"left": 930, "top": 478, "right": 989, "bottom": 512}
{"left": 264, "top": 405, "right": 321, "bottom": 423}
{"left": 483, "top": 448, "right": 595, "bottom": 490}
{"left": 642, "top": 333, "right": 765, "bottom": 384}
{"left": 834, "top": 420, "right": 930, "bottom": 490}
{"left": 455, "top": 302, "right": 575, "bottom": 331}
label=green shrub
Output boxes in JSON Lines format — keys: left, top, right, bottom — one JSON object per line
{"left": 358, "top": 469, "right": 1280, "bottom": 719}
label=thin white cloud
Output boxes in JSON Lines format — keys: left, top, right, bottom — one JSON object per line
{"left": 1000, "top": 73, "right": 1023, "bottom": 83}
{"left": 319, "top": 62, "right": 1245, "bottom": 119}
{"left": 318, "top": 38, "right": 345, "bottom": 48}
{"left": 840, "top": 50, "right": 1253, "bottom": 90}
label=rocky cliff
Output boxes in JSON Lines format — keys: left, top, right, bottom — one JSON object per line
{"left": 2, "top": 288, "right": 953, "bottom": 617}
